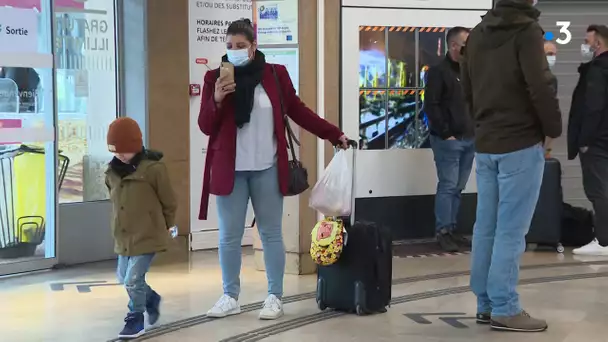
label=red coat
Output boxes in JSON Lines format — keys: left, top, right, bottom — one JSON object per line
{"left": 198, "top": 63, "right": 343, "bottom": 220}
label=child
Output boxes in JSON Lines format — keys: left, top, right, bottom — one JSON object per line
{"left": 105, "top": 117, "right": 177, "bottom": 339}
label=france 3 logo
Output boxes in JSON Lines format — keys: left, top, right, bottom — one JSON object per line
{"left": 258, "top": 5, "right": 279, "bottom": 20}
{"left": 544, "top": 21, "right": 572, "bottom": 45}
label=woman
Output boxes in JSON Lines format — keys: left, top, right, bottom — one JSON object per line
{"left": 198, "top": 19, "right": 349, "bottom": 321}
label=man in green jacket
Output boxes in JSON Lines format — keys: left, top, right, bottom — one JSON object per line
{"left": 461, "top": 0, "right": 562, "bottom": 333}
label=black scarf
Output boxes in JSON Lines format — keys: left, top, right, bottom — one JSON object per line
{"left": 109, "top": 148, "right": 145, "bottom": 178}
{"left": 220, "top": 50, "right": 266, "bottom": 128}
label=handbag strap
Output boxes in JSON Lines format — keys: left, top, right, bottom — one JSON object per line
{"left": 270, "top": 65, "right": 299, "bottom": 162}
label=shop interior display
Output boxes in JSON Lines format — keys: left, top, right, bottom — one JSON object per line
{"left": 358, "top": 26, "right": 450, "bottom": 150}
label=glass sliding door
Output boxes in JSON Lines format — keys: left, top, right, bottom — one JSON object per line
{"left": 0, "top": 0, "right": 58, "bottom": 275}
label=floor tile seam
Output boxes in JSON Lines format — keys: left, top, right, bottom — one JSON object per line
{"left": 114, "top": 260, "right": 608, "bottom": 342}
{"left": 216, "top": 271, "right": 608, "bottom": 342}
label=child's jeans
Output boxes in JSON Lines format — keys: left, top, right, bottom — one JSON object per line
{"left": 117, "top": 253, "right": 156, "bottom": 313}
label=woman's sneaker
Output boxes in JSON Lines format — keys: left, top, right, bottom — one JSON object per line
{"left": 118, "top": 312, "right": 145, "bottom": 339}
{"left": 207, "top": 294, "right": 241, "bottom": 318}
{"left": 259, "top": 294, "right": 284, "bottom": 320}
{"left": 490, "top": 310, "right": 548, "bottom": 332}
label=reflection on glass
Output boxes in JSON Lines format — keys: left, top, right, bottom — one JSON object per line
{"left": 0, "top": 67, "right": 41, "bottom": 113}
{"left": 417, "top": 90, "right": 431, "bottom": 149}
{"left": 387, "top": 28, "right": 416, "bottom": 88}
{"left": 359, "top": 27, "right": 386, "bottom": 88}
{"left": 419, "top": 27, "right": 448, "bottom": 83}
{"left": 387, "top": 90, "right": 417, "bottom": 149}
{"left": 359, "top": 90, "right": 386, "bottom": 150}
{"left": 55, "top": 4, "right": 118, "bottom": 203}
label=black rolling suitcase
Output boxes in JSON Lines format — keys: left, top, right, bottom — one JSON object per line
{"left": 527, "top": 157, "right": 564, "bottom": 253}
{"left": 316, "top": 143, "right": 392, "bottom": 315}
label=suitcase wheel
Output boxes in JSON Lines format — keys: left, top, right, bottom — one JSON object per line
{"left": 317, "top": 300, "right": 327, "bottom": 311}
{"left": 557, "top": 243, "right": 565, "bottom": 253}
{"left": 356, "top": 305, "right": 365, "bottom": 316}
{"left": 354, "top": 282, "right": 367, "bottom": 316}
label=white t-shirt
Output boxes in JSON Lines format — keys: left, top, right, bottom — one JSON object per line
{"left": 234, "top": 84, "right": 278, "bottom": 171}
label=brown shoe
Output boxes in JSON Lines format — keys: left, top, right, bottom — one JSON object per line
{"left": 490, "top": 311, "right": 548, "bottom": 332}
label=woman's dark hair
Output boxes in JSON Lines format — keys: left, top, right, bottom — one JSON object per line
{"left": 227, "top": 18, "right": 255, "bottom": 43}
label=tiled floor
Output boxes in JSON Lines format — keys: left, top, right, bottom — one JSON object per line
{"left": 2, "top": 249, "right": 608, "bottom": 342}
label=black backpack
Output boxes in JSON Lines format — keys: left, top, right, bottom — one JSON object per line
{"left": 561, "top": 203, "right": 595, "bottom": 247}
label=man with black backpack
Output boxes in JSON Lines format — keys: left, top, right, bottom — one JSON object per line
{"left": 568, "top": 25, "right": 608, "bottom": 256}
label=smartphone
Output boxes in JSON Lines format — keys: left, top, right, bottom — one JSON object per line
{"left": 220, "top": 62, "right": 234, "bottom": 83}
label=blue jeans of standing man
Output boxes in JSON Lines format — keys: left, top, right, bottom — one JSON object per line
{"left": 217, "top": 165, "right": 285, "bottom": 299}
{"left": 430, "top": 135, "right": 475, "bottom": 232}
{"left": 470, "top": 144, "right": 544, "bottom": 317}
{"left": 117, "top": 253, "right": 156, "bottom": 313}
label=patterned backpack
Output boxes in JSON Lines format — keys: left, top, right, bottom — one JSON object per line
{"left": 310, "top": 218, "right": 347, "bottom": 266}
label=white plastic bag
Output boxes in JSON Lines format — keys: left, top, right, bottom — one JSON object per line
{"left": 309, "top": 149, "right": 352, "bottom": 217}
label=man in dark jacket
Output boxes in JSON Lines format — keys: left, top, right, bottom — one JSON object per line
{"left": 569, "top": 25, "right": 608, "bottom": 256}
{"left": 425, "top": 26, "right": 474, "bottom": 253}
{"left": 461, "top": 0, "right": 561, "bottom": 333}
{"left": 544, "top": 40, "right": 558, "bottom": 97}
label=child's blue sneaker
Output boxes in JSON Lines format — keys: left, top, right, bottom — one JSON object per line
{"left": 146, "top": 291, "right": 162, "bottom": 325}
{"left": 118, "top": 312, "right": 145, "bottom": 339}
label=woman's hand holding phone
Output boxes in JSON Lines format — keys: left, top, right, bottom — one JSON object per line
{"left": 214, "top": 75, "right": 236, "bottom": 105}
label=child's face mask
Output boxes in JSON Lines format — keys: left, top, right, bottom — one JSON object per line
{"left": 114, "top": 152, "right": 135, "bottom": 163}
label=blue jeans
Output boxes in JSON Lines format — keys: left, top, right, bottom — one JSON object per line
{"left": 470, "top": 144, "right": 544, "bottom": 317}
{"left": 217, "top": 165, "right": 285, "bottom": 299}
{"left": 430, "top": 135, "right": 475, "bottom": 232}
{"left": 117, "top": 253, "right": 156, "bottom": 313}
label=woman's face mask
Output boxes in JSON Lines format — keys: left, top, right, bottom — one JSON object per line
{"left": 225, "top": 34, "right": 255, "bottom": 67}
{"left": 227, "top": 48, "right": 251, "bottom": 67}
{"left": 546, "top": 55, "right": 556, "bottom": 68}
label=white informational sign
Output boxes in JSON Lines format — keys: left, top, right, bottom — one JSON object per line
{"left": 190, "top": 0, "right": 252, "bottom": 70}
{"left": 260, "top": 47, "right": 298, "bottom": 94}
{"left": 189, "top": 0, "right": 253, "bottom": 236}
{"left": 0, "top": 7, "right": 38, "bottom": 53}
{"left": 254, "top": 0, "right": 298, "bottom": 45}
{"left": 341, "top": 0, "right": 492, "bottom": 10}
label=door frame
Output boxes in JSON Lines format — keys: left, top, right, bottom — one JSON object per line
{"left": 0, "top": 0, "right": 59, "bottom": 276}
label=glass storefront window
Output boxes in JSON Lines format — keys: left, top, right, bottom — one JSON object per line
{"left": 0, "top": 1, "right": 57, "bottom": 270}
{"left": 54, "top": 0, "right": 118, "bottom": 203}
{"left": 0, "top": 0, "right": 119, "bottom": 274}
{"left": 358, "top": 26, "right": 453, "bottom": 150}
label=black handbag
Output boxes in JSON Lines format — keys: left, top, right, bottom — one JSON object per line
{"left": 271, "top": 65, "right": 309, "bottom": 196}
